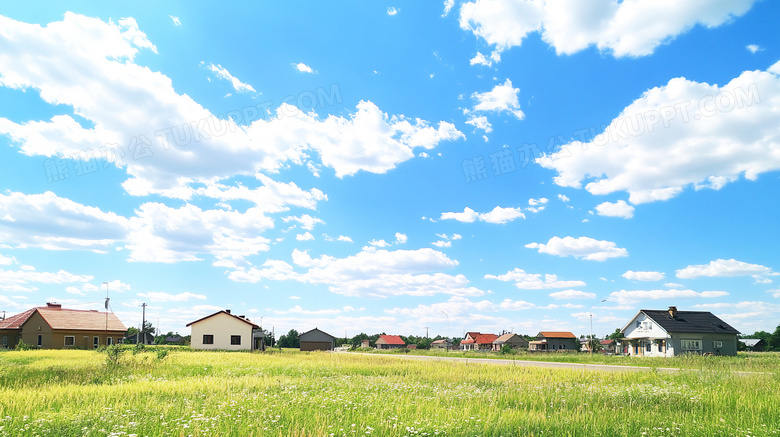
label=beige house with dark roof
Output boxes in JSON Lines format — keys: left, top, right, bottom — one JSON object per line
{"left": 0, "top": 303, "right": 126, "bottom": 349}
{"left": 187, "top": 309, "right": 259, "bottom": 350}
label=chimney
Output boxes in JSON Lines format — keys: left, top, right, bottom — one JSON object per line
{"left": 668, "top": 306, "right": 677, "bottom": 318}
{"left": 225, "top": 309, "right": 231, "bottom": 314}
{"left": 46, "top": 302, "right": 62, "bottom": 308}
{"left": 239, "top": 315, "right": 245, "bottom": 319}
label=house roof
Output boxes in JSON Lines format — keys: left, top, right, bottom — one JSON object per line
{"left": 493, "top": 333, "right": 520, "bottom": 344}
{"left": 431, "top": 339, "right": 451, "bottom": 344}
{"left": 465, "top": 331, "right": 480, "bottom": 339}
{"left": 186, "top": 310, "right": 259, "bottom": 328}
{"left": 0, "top": 306, "right": 125, "bottom": 332}
{"left": 299, "top": 327, "right": 336, "bottom": 340}
{"left": 634, "top": 309, "right": 740, "bottom": 335}
{"left": 739, "top": 339, "right": 764, "bottom": 347}
{"left": 600, "top": 339, "right": 615, "bottom": 345}
{"left": 463, "top": 333, "right": 497, "bottom": 344}
{"left": 378, "top": 334, "right": 405, "bottom": 345}
{"left": 538, "top": 331, "right": 577, "bottom": 339}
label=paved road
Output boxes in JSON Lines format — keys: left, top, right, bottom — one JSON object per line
{"left": 353, "top": 353, "right": 688, "bottom": 373}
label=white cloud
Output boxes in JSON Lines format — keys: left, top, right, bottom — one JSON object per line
{"left": 443, "top": 0, "right": 455, "bottom": 16}
{"left": 369, "top": 239, "right": 391, "bottom": 247}
{"left": 549, "top": 289, "right": 596, "bottom": 300}
{"left": 469, "top": 50, "right": 502, "bottom": 67}
{"left": 337, "top": 235, "right": 353, "bottom": 243}
{"left": 537, "top": 65, "right": 780, "bottom": 204}
{"left": 595, "top": 200, "right": 635, "bottom": 219}
{"left": 0, "top": 14, "right": 464, "bottom": 197}
{"left": 230, "top": 247, "right": 485, "bottom": 298}
{"left": 440, "top": 206, "right": 525, "bottom": 224}
{"left": 746, "top": 44, "right": 762, "bottom": 53}
{"left": 432, "top": 240, "right": 452, "bottom": 248}
{"left": 459, "top": 0, "right": 756, "bottom": 58}
{"left": 485, "top": 268, "right": 586, "bottom": 289}
{"left": 0, "top": 254, "right": 16, "bottom": 265}
{"left": 205, "top": 63, "right": 256, "bottom": 93}
{"left": 0, "top": 267, "right": 93, "bottom": 293}
{"left": 610, "top": 288, "right": 729, "bottom": 304}
{"left": 557, "top": 194, "right": 570, "bottom": 202}
{"left": 676, "top": 259, "right": 778, "bottom": 283}
{"left": 525, "top": 236, "right": 628, "bottom": 261}
{"left": 137, "top": 291, "right": 207, "bottom": 302}
{"left": 395, "top": 233, "right": 408, "bottom": 244}
{"left": 169, "top": 15, "right": 181, "bottom": 26}
{"left": 274, "top": 305, "right": 341, "bottom": 315}
{"left": 768, "top": 289, "right": 780, "bottom": 298}
{"left": 296, "top": 232, "right": 315, "bottom": 241}
{"left": 282, "top": 214, "right": 324, "bottom": 231}
{"left": 293, "top": 63, "right": 315, "bottom": 74}
{"left": 528, "top": 197, "right": 548, "bottom": 206}
{"left": 387, "top": 7, "right": 399, "bottom": 16}
{"left": 622, "top": 270, "right": 665, "bottom": 281}
{"left": 471, "top": 79, "right": 524, "bottom": 119}
{"left": 465, "top": 115, "right": 493, "bottom": 132}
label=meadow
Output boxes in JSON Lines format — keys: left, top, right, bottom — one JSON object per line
{"left": 0, "top": 348, "right": 778, "bottom": 436}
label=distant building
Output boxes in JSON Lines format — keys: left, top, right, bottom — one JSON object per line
{"left": 529, "top": 332, "right": 578, "bottom": 351}
{"left": 620, "top": 306, "right": 739, "bottom": 357}
{"left": 361, "top": 339, "right": 371, "bottom": 348}
{"left": 739, "top": 338, "right": 766, "bottom": 351}
{"left": 431, "top": 339, "right": 452, "bottom": 349}
{"left": 299, "top": 328, "right": 336, "bottom": 351}
{"left": 375, "top": 335, "right": 405, "bottom": 349}
{"left": 492, "top": 333, "right": 529, "bottom": 351}
{"left": 122, "top": 331, "right": 155, "bottom": 345}
{"left": 461, "top": 332, "right": 498, "bottom": 351}
{"left": 0, "top": 303, "right": 125, "bottom": 349}
{"left": 600, "top": 339, "right": 616, "bottom": 354}
{"left": 186, "top": 309, "right": 259, "bottom": 351}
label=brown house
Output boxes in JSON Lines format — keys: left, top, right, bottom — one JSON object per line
{"left": 375, "top": 335, "right": 405, "bottom": 349}
{"left": 492, "top": 333, "right": 529, "bottom": 351}
{"left": 0, "top": 303, "right": 126, "bottom": 349}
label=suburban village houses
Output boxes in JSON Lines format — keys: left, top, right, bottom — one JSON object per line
{"left": 460, "top": 332, "right": 498, "bottom": 351}
{"left": 187, "top": 309, "right": 259, "bottom": 351}
{"left": 0, "top": 303, "right": 125, "bottom": 349}
{"left": 492, "top": 333, "right": 529, "bottom": 351}
{"left": 529, "top": 332, "right": 578, "bottom": 351}
{"left": 619, "top": 306, "right": 740, "bottom": 357}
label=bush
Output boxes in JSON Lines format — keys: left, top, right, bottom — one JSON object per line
{"left": 105, "top": 344, "right": 124, "bottom": 366}
{"left": 156, "top": 348, "right": 169, "bottom": 360}
{"left": 132, "top": 343, "right": 145, "bottom": 355}
{"left": 15, "top": 340, "right": 32, "bottom": 351}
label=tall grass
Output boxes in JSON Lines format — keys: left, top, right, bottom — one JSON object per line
{"left": 0, "top": 349, "right": 778, "bottom": 436}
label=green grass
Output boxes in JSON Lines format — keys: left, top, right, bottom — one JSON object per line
{"left": 0, "top": 349, "right": 778, "bottom": 436}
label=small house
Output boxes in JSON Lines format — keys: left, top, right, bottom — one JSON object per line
{"left": 529, "top": 331, "right": 578, "bottom": 351}
{"left": 739, "top": 339, "right": 766, "bottom": 351}
{"left": 0, "top": 303, "right": 125, "bottom": 349}
{"left": 620, "top": 306, "right": 740, "bottom": 357}
{"left": 431, "top": 338, "right": 452, "bottom": 349}
{"left": 461, "top": 332, "right": 498, "bottom": 351}
{"left": 299, "top": 328, "right": 336, "bottom": 351}
{"left": 492, "top": 333, "right": 528, "bottom": 351}
{"left": 600, "top": 339, "right": 616, "bottom": 354}
{"left": 122, "top": 331, "right": 155, "bottom": 345}
{"left": 375, "top": 334, "right": 405, "bottom": 349}
{"left": 186, "top": 309, "right": 259, "bottom": 351}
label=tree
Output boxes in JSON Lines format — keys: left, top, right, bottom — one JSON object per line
{"left": 277, "top": 329, "right": 300, "bottom": 348}
{"left": 769, "top": 324, "right": 780, "bottom": 351}
{"left": 606, "top": 328, "right": 623, "bottom": 341}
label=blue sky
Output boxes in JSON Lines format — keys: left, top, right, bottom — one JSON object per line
{"left": 1, "top": 1, "right": 779, "bottom": 339}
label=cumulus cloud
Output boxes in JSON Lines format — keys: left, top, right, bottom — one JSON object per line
{"left": 337, "top": 235, "right": 353, "bottom": 243}
{"left": 395, "top": 233, "right": 408, "bottom": 244}
{"left": 465, "top": 115, "right": 493, "bottom": 132}
{"left": 558, "top": 194, "right": 570, "bottom": 202}
{"left": 525, "top": 236, "right": 628, "bottom": 261}
{"left": 169, "top": 15, "right": 181, "bottom": 26}
{"left": 296, "top": 232, "right": 315, "bottom": 241}
{"left": 282, "top": 214, "right": 325, "bottom": 231}
{"left": 485, "top": 268, "right": 586, "bottom": 289}
{"left": 595, "top": 200, "right": 635, "bottom": 218}
{"left": 387, "top": 7, "right": 399, "bottom": 16}
{"left": 440, "top": 206, "right": 525, "bottom": 224}
{"left": 459, "top": 0, "right": 756, "bottom": 58}
{"left": 470, "top": 79, "right": 524, "bottom": 119}
{"left": 293, "top": 63, "right": 315, "bottom": 73}
{"left": 676, "top": 259, "right": 778, "bottom": 283}
{"left": 229, "top": 247, "right": 485, "bottom": 298}
{"left": 0, "top": 13, "right": 464, "bottom": 198}
{"left": 537, "top": 64, "right": 780, "bottom": 204}
{"left": 0, "top": 266, "right": 93, "bottom": 293}
{"left": 622, "top": 270, "right": 665, "bottom": 281}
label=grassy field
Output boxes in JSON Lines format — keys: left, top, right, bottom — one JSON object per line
{"left": 0, "top": 348, "right": 778, "bottom": 436}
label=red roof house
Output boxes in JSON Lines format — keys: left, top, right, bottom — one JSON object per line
{"left": 375, "top": 334, "right": 405, "bottom": 349}
{"left": 461, "top": 332, "right": 498, "bottom": 351}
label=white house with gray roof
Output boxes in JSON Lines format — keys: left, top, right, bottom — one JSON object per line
{"left": 620, "top": 306, "right": 740, "bottom": 357}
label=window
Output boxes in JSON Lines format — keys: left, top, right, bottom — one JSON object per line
{"left": 93, "top": 336, "right": 99, "bottom": 348}
{"left": 107, "top": 337, "right": 114, "bottom": 346}
{"left": 658, "top": 340, "right": 665, "bottom": 353}
{"left": 681, "top": 339, "right": 701, "bottom": 351}
{"left": 713, "top": 341, "right": 723, "bottom": 348}
{"left": 64, "top": 336, "right": 75, "bottom": 346}
{"left": 645, "top": 341, "right": 651, "bottom": 352}
{"left": 37, "top": 334, "right": 42, "bottom": 347}
{"left": 2, "top": 336, "right": 6, "bottom": 347}
{"left": 202, "top": 334, "right": 214, "bottom": 345}
{"left": 231, "top": 335, "right": 241, "bottom": 345}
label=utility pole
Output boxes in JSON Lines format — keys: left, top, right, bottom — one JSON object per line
{"left": 425, "top": 326, "right": 429, "bottom": 338}
{"left": 141, "top": 303, "right": 147, "bottom": 345}
{"left": 103, "top": 282, "right": 109, "bottom": 346}
{"left": 440, "top": 311, "right": 449, "bottom": 352}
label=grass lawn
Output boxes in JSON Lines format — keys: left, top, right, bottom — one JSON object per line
{"left": 0, "top": 348, "right": 778, "bottom": 436}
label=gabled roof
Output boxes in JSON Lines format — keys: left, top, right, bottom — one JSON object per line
{"left": 299, "top": 327, "right": 336, "bottom": 340}
{"left": 739, "top": 339, "right": 764, "bottom": 347}
{"left": 464, "top": 331, "right": 480, "bottom": 339}
{"left": 378, "top": 334, "right": 405, "bottom": 345}
{"left": 431, "top": 339, "right": 451, "bottom": 344}
{"left": 538, "top": 331, "right": 576, "bottom": 339}
{"left": 474, "top": 333, "right": 498, "bottom": 344}
{"left": 493, "top": 333, "right": 523, "bottom": 344}
{"left": 0, "top": 306, "right": 125, "bottom": 332}
{"left": 600, "top": 339, "right": 615, "bottom": 345}
{"left": 631, "top": 309, "right": 740, "bottom": 335}
{"left": 186, "top": 310, "right": 259, "bottom": 328}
